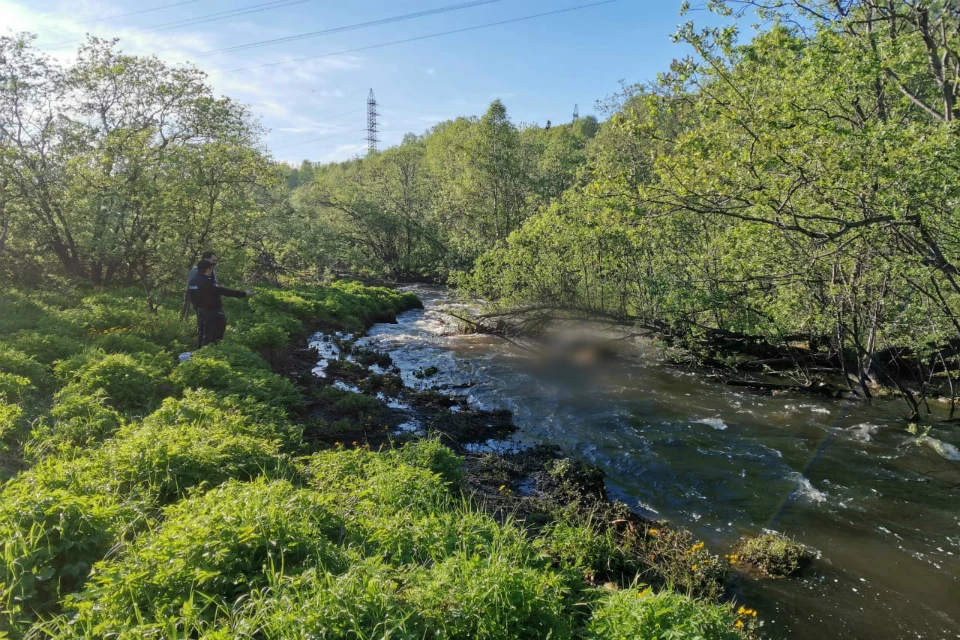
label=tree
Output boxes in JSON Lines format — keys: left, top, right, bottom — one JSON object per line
{"left": 0, "top": 34, "right": 272, "bottom": 302}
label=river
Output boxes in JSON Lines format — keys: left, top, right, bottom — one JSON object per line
{"left": 358, "top": 285, "right": 960, "bottom": 640}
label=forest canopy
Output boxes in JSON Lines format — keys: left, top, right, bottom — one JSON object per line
{"left": 5, "top": 0, "right": 960, "bottom": 413}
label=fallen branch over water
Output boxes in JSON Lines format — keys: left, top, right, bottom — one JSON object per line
{"left": 706, "top": 374, "right": 847, "bottom": 399}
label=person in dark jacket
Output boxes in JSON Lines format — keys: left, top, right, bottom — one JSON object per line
{"left": 181, "top": 251, "right": 218, "bottom": 320}
{"left": 188, "top": 259, "right": 255, "bottom": 348}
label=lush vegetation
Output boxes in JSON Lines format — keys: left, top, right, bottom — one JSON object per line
{"left": 0, "top": 281, "right": 751, "bottom": 638}
{"left": 13, "top": 2, "right": 945, "bottom": 634}
{"left": 275, "top": 2, "right": 960, "bottom": 418}
{"left": 454, "top": 2, "right": 960, "bottom": 416}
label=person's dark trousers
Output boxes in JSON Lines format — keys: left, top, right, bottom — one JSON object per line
{"left": 196, "top": 309, "right": 227, "bottom": 348}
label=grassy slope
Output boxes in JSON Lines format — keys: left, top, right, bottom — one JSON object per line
{"left": 0, "top": 282, "right": 749, "bottom": 639}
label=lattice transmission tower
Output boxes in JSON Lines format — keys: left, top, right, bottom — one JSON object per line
{"left": 367, "top": 89, "right": 379, "bottom": 155}
{"left": 572, "top": 104, "right": 580, "bottom": 122}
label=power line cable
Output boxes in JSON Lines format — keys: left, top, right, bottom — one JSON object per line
{"left": 41, "top": 0, "right": 312, "bottom": 51}
{"left": 150, "top": 0, "right": 310, "bottom": 32}
{"left": 77, "top": 0, "right": 203, "bottom": 25}
{"left": 194, "top": 0, "right": 503, "bottom": 58}
{"left": 220, "top": 1, "right": 618, "bottom": 75}
{"left": 36, "top": 0, "right": 204, "bottom": 48}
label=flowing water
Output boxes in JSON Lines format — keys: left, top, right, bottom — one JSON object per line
{"left": 360, "top": 286, "right": 960, "bottom": 640}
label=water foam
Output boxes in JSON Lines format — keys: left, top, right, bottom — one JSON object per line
{"left": 790, "top": 473, "right": 828, "bottom": 503}
{"left": 693, "top": 417, "right": 728, "bottom": 431}
{"left": 849, "top": 423, "right": 879, "bottom": 443}
{"left": 920, "top": 436, "right": 960, "bottom": 461}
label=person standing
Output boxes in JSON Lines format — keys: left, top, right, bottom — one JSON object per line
{"left": 187, "top": 259, "right": 255, "bottom": 348}
{"left": 181, "top": 251, "right": 218, "bottom": 321}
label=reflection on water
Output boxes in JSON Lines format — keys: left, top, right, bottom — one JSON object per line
{"left": 361, "top": 285, "right": 960, "bottom": 640}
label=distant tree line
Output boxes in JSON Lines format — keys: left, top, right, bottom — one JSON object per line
{"left": 286, "top": 102, "right": 600, "bottom": 280}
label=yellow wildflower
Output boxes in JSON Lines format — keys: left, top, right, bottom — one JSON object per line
{"left": 637, "top": 587, "right": 652, "bottom": 598}
{"left": 498, "top": 485, "right": 506, "bottom": 491}
{"left": 691, "top": 564, "right": 698, "bottom": 571}
{"left": 735, "top": 620, "right": 744, "bottom": 629}
{"left": 649, "top": 528, "right": 659, "bottom": 535}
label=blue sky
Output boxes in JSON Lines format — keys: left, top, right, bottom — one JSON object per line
{"left": 3, "top": 0, "right": 726, "bottom": 163}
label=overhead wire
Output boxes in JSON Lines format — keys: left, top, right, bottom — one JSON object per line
{"left": 75, "top": 0, "right": 203, "bottom": 25}
{"left": 219, "top": 1, "right": 618, "bottom": 75}
{"left": 40, "top": 0, "right": 313, "bottom": 51}
{"left": 36, "top": 0, "right": 204, "bottom": 48}
{"left": 149, "top": 0, "right": 311, "bottom": 33}
{"left": 194, "top": 0, "right": 503, "bottom": 58}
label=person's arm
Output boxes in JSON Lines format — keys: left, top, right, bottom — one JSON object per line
{"left": 214, "top": 283, "right": 253, "bottom": 298}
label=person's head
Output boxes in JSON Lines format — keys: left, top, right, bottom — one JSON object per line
{"left": 201, "top": 251, "right": 218, "bottom": 268}
{"left": 196, "top": 259, "right": 215, "bottom": 276}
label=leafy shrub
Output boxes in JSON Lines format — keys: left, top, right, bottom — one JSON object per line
{"left": 2, "top": 331, "right": 83, "bottom": 365}
{"left": 249, "top": 289, "right": 321, "bottom": 321}
{"left": 70, "top": 479, "right": 345, "bottom": 628}
{"left": 541, "top": 457, "right": 608, "bottom": 505}
{"left": 61, "top": 293, "right": 187, "bottom": 351}
{"left": 0, "top": 483, "right": 138, "bottom": 621}
{"left": 38, "top": 416, "right": 288, "bottom": 505}
{"left": 731, "top": 532, "right": 808, "bottom": 578}
{"left": 586, "top": 587, "right": 744, "bottom": 639}
{"left": 52, "top": 348, "right": 107, "bottom": 383}
{"left": 0, "top": 402, "right": 25, "bottom": 449}
{"left": 0, "top": 295, "right": 51, "bottom": 337}
{"left": 143, "top": 390, "right": 301, "bottom": 448}
{"left": 93, "top": 332, "right": 165, "bottom": 356}
{"left": 0, "top": 347, "right": 52, "bottom": 390}
{"left": 232, "top": 321, "right": 290, "bottom": 351}
{"left": 191, "top": 342, "right": 272, "bottom": 372}
{"left": 1, "top": 410, "right": 291, "bottom": 623}
{"left": 535, "top": 516, "right": 626, "bottom": 582}
{"left": 171, "top": 343, "right": 302, "bottom": 411}
{"left": 0, "top": 373, "right": 35, "bottom": 403}
{"left": 60, "top": 353, "right": 172, "bottom": 414}
{"left": 407, "top": 545, "right": 575, "bottom": 639}
{"left": 222, "top": 559, "right": 418, "bottom": 639}
{"left": 47, "top": 390, "right": 124, "bottom": 447}
{"left": 61, "top": 300, "right": 145, "bottom": 336}
{"left": 392, "top": 437, "right": 465, "bottom": 488}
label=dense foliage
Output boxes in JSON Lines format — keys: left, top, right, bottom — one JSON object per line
{"left": 266, "top": 2, "right": 960, "bottom": 416}
{"left": 452, "top": 1, "right": 960, "bottom": 415}
{"left": 0, "top": 282, "right": 746, "bottom": 639}
{"left": 289, "top": 105, "right": 600, "bottom": 279}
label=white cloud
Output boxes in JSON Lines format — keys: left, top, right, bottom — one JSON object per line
{"left": 1, "top": 0, "right": 366, "bottom": 162}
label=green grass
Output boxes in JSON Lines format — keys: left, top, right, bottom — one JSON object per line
{"left": 0, "top": 281, "right": 747, "bottom": 640}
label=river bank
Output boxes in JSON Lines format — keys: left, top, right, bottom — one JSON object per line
{"left": 0, "top": 281, "right": 752, "bottom": 639}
